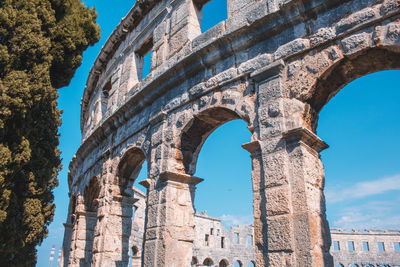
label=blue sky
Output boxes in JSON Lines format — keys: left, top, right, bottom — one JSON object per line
{"left": 36, "top": 1, "right": 400, "bottom": 266}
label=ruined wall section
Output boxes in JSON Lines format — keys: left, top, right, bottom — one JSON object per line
{"left": 193, "top": 213, "right": 255, "bottom": 266}
{"left": 331, "top": 229, "right": 400, "bottom": 267}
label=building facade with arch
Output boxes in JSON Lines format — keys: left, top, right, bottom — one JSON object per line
{"left": 61, "top": 0, "right": 400, "bottom": 266}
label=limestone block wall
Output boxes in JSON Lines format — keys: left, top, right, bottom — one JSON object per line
{"left": 62, "top": 0, "right": 400, "bottom": 266}
{"left": 330, "top": 229, "right": 400, "bottom": 267}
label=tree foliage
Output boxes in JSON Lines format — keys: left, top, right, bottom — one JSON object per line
{"left": 0, "top": 0, "right": 100, "bottom": 265}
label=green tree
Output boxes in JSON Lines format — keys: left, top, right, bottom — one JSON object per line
{"left": 0, "top": 0, "right": 100, "bottom": 265}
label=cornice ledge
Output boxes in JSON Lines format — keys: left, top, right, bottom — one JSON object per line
{"left": 241, "top": 141, "right": 261, "bottom": 154}
{"left": 160, "top": 171, "right": 203, "bottom": 185}
{"left": 282, "top": 127, "right": 328, "bottom": 152}
{"left": 149, "top": 111, "right": 167, "bottom": 126}
{"left": 139, "top": 179, "right": 151, "bottom": 189}
{"left": 76, "top": 210, "right": 97, "bottom": 217}
{"left": 250, "top": 59, "right": 285, "bottom": 82}
{"left": 112, "top": 195, "right": 139, "bottom": 204}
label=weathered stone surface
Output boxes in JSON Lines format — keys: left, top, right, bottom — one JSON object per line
{"left": 61, "top": 0, "right": 400, "bottom": 266}
{"left": 341, "top": 32, "right": 373, "bottom": 56}
{"left": 273, "top": 38, "right": 310, "bottom": 60}
{"left": 336, "top": 7, "right": 378, "bottom": 34}
{"left": 331, "top": 229, "right": 400, "bottom": 267}
{"left": 192, "top": 212, "right": 256, "bottom": 267}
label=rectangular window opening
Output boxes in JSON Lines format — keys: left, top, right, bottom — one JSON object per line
{"left": 378, "top": 242, "right": 385, "bottom": 252}
{"left": 205, "top": 234, "right": 209, "bottom": 246}
{"left": 210, "top": 228, "right": 214, "bottom": 235}
{"left": 348, "top": 241, "right": 355, "bottom": 251}
{"left": 234, "top": 233, "right": 239, "bottom": 244}
{"left": 395, "top": 242, "right": 400, "bottom": 252}
{"left": 135, "top": 36, "right": 153, "bottom": 81}
{"left": 101, "top": 78, "right": 112, "bottom": 116}
{"left": 363, "top": 241, "right": 369, "bottom": 251}
{"left": 247, "top": 235, "right": 253, "bottom": 246}
{"left": 103, "top": 78, "right": 112, "bottom": 97}
{"left": 221, "top": 237, "right": 225, "bottom": 248}
{"left": 197, "top": 0, "right": 227, "bottom": 33}
{"left": 333, "top": 241, "right": 340, "bottom": 251}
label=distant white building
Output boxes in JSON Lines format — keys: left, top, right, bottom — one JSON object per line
{"left": 61, "top": 187, "right": 400, "bottom": 267}
{"left": 330, "top": 228, "right": 400, "bottom": 267}
{"left": 192, "top": 211, "right": 256, "bottom": 267}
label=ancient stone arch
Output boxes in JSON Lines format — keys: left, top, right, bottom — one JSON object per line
{"left": 117, "top": 147, "right": 147, "bottom": 195}
{"left": 191, "top": 256, "right": 199, "bottom": 267}
{"left": 62, "top": 0, "right": 400, "bottom": 266}
{"left": 178, "top": 106, "right": 252, "bottom": 174}
{"left": 219, "top": 258, "right": 230, "bottom": 267}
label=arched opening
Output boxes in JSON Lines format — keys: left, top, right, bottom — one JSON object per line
{"left": 131, "top": 245, "right": 138, "bottom": 257}
{"left": 203, "top": 257, "right": 214, "bottom": 266}
{"left": 117, "top": 147, "right": 146, "bottom": 195}
{"left": 194, "top": 119, "right": 252, "bottom": 222}
{"left": 349, "top": 264, "right": 359, "bottom": 267}
{"left": 336, "top": 264, "right": 344, "bottom": 267}
{"left": 84, "top": 177, "right": 100, "bottom": 212}
{"left": 129, "top": 245, "right": 141, "bottom": 267}
{"left": 319, "top": 70, "right": 400, "bottom": 225}
{"left": 310, "top": 47, "right": 400, "bottom": 266}
{"left": 219, "top": 259, "right": 229, "bottom": 267}
{"left": 248, "top": 261, "right": 256, "bottom": 267}
{"left": 117, "top": 147, "right": 148, "bottom": 267}
{"left": 179, "top": 107, "right": 242, "bottom": 174}
{"left": 179, "top": 107, "right": 254, "bottom": 264}
{"left": 191, "top": 256, "right": 199, "bottom": 267}
{"left": 309, "top": 49, "right": 400, "bottom": 119}
{"left": 234, "top": 260, "right": 243, "bottom": 267}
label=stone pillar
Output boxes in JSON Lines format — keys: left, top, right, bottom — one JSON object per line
{"left": 249, "top": 61, "right": 333, "bottom": 266}
{"left": 61, "top": 196, "right": 76, "bottom": 267}
{"left": 91, "top": 196, "right": 136, "bottom": 267}
{"left": 244, "top": 130, "right": 333, "bottom": 267}
{"left": 166, "top": 0, "right": 201, "bottom": 59}
{"left": 142, "top": 171, "right": 203, "bottom": 267}
{"left": 280, "top": 128, "right": 332, "bottom": 266}
{"left": 242, "top": 141, "right": 268, "bottom": 267}
{"left": 67, "top": 198, "right": 97, "bottom": 267}
{"left": 61, "top": 223, "right": 72, "bottom": 267}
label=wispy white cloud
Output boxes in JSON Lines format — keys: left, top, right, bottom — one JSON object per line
{"left": 330, "top": 203, "right": 400, "bottom": 230}
{"left": 328, "top": 196, "right": 400, "bottom": 230}
{"left": 325, "top": 174, "right": 400, "bottom": 203}
{"left": 333, "top": 213, "right": 400, "bottom": 230}
{"left": 220, "top": 214, "right": 253, "bottom": 228}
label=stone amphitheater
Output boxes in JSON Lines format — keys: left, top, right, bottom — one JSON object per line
{"left": 60, "top": 0, "right": 400, "bottom": 266}
{"left": 62, "top": 185, "right": 400, "bottom": 267}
